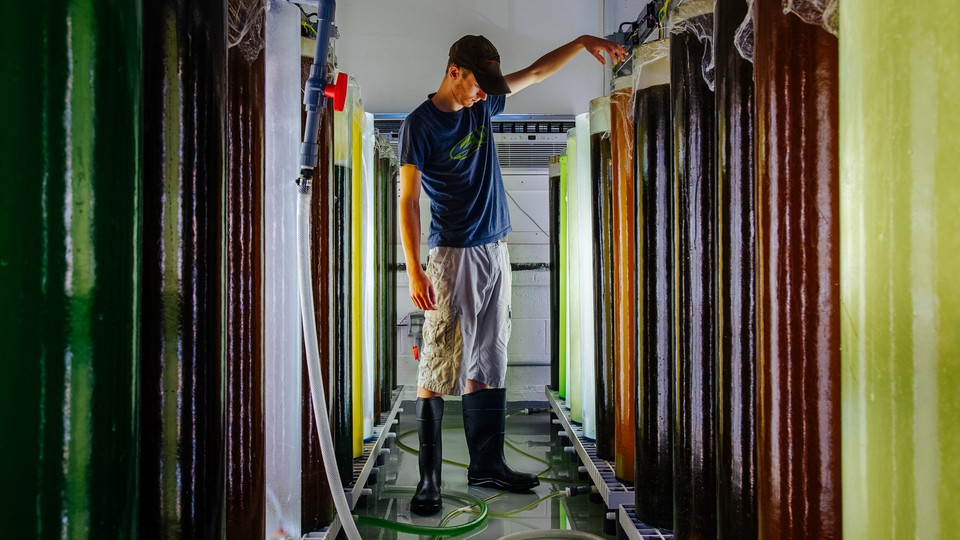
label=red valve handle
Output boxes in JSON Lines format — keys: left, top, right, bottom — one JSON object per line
{"left": 323, "top": 72, "right": 348, "bottom": 112}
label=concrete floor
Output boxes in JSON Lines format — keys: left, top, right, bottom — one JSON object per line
{"left": 353, "top": 372, "right": 616, "bottom": 539}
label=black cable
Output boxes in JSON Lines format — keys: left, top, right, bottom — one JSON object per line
{"left": 296, "top": 3, "right": 317, "bottom": 20}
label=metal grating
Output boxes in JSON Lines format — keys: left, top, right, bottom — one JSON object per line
{"left": 545, "top": 387, "right": 674, "bottom": 539}
{"left": 545, "top": 387, "right": 634, "bottom": 510}
{"left": 619, "top": 506, "right": 675, "bottom": 540}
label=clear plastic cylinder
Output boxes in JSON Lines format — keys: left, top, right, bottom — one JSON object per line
{"left": 361, "top": 111, "right": 376, "bottom": 440}
{"left": 588, "top": 96, "right": 614, "bottom": 460}
{"left": 840, "top": 0, "right": 960, "bottom": 537}
{"left": 565, "top": 127, "right": 582, "bottom": 423}
{"left": 632, "top": 47, "right": 674, "bottom": 529}
{"left": 575, "top": 112, "right": 597, "bottom": 440}
{"left": 610, "top": 75, "right": 637, "bottom": 483}
{"left": 264, "top": 3, "right": 303, "bottom": 536}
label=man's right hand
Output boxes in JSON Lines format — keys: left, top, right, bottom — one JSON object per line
{"left": 409, "top": 266, "right": 438, "bottom": 311}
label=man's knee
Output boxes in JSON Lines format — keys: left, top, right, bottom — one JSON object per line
{"left": 464, "top": 379, "right": 491, "bottom": 394}
{"left": 417, "top": 386, "right": 444, "bottom": 399}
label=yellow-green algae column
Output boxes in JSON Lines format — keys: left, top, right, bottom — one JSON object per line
{"left": 351, "top": 79, "right": 364, "bottom": 459}
{"left": 840, "top": 1, "right": 960, "bottom": 538}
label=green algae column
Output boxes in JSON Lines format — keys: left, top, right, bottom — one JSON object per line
{"left": 559, "top": 154, "right": 569, "bottom": 399}
{"left": 840, "top": 1, "right": 960, "bottom": 538}
{"left": 0, "top": 1, "right": 141, "bottom": 536}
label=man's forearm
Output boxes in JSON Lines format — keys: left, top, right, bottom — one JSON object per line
{"left": 523, "top": 36, "right": 586, "bottom": 83}
{"left": 399, "top": 198, "right": 423, "bottom": 272}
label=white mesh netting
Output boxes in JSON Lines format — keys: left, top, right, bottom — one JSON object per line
{"left": 228, "top": 0, "right": 267, "bottom": 62}
{"left": 668, "top": 0, "right": 716, "bottom": 90}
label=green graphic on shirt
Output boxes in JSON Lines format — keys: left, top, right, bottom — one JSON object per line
{"left": 449, "top": 126, "right": 487, "bottom": 161}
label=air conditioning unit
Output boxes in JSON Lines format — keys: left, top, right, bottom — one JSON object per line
{"left": 492, "top": 132, "right": 568, "bottom": 173}
{"left": 374, "top": 115, "right": 574, "bottom": 173}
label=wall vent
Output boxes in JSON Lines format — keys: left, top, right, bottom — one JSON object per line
{"left": 374, "top": 115, "right": 574, "bottom": 171}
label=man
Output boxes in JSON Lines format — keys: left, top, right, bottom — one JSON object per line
{"left": 398, "top": 33, "right": 627, "bottom": 516}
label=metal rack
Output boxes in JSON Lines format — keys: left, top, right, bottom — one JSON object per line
{"left": 303, "top": 386, "right": 405, "bottom": 539}
{"left": 617, "top": 506, "right": 674, "bottom": 540}
{"left": 545, "top": 387, "right": 673, "bottom": 540}
{"left": 545, "top": 387, "right": 633, "bottom": 511}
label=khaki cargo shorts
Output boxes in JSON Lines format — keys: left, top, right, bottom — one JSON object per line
{"left": 417, "top": 238, "right": 512, "bottom": 396}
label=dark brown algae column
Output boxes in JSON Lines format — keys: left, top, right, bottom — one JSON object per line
{"left": 549, "top": 156, "right": 563, "bottom": 392}
{"left": 589, "top": 96, "right": 616, "bottom": 461}
{"left": 373, "top": 141, "right": 384, "bottom": 422}
{"left": 671, "top": 16, "right": 719, "bottom": 540}
{"left": 714, "top": 0, "right": 758, "bottom": 537}
{"left": 754, "top": 0, "right": 842, "bottom": 537}
{"left": 633, "top": 51, "right": 674, "bottom": 531}
{"left": 141, "top": 0, "right": 226, "bottom": 536}
{"left": 225, "top": 11, "right": 266, "bottom": 535}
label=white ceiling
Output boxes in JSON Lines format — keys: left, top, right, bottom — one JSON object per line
{"left": 333, "top": 0, "right": 611, "bottom": 116}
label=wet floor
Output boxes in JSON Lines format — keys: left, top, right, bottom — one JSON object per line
{"left": 353, "top": 385, "right": 617, "bottom": 539}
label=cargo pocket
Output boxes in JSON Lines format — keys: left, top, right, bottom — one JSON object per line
{"left": 419, "top": 305, "right": 463, "bottom": 394}
{"left": 421, "top": 306, "right": 461, "bottom": 361}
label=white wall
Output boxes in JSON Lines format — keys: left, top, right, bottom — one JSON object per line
{"left": 334, "top": 0, "right": 605, "bottom": 115}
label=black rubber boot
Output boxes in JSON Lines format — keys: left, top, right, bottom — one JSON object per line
{"left": 410, "top": 397, "right": 444, "bottom": 515}
{"left": 462, "top": 388, "right": 540, "bottom": 492}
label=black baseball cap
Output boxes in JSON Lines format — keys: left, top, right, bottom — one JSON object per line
{"left": 448, "top": 35, "right": 512, "bottom": 95}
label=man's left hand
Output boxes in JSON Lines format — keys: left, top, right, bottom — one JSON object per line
{"left": 580, "top": 35, "right": 629, "bottom": 65}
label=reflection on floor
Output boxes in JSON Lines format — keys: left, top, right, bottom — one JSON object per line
{"left": 353, "top": 385, "right": 616, "bottom": 539}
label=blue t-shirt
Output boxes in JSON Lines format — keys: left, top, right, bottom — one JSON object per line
{"left": 399, "top": 93, "right": 511, "bottom": 248}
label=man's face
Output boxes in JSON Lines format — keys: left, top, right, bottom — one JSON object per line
{"left": 452, "top": 68, "right": 487, "bottom": 108}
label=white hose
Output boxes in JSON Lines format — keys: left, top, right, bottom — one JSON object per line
{"left": 499, "top": 530, "right": 607, "bottom": 540}
{"left": 296, "top": 186, "right": 363, "bottom": 540}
